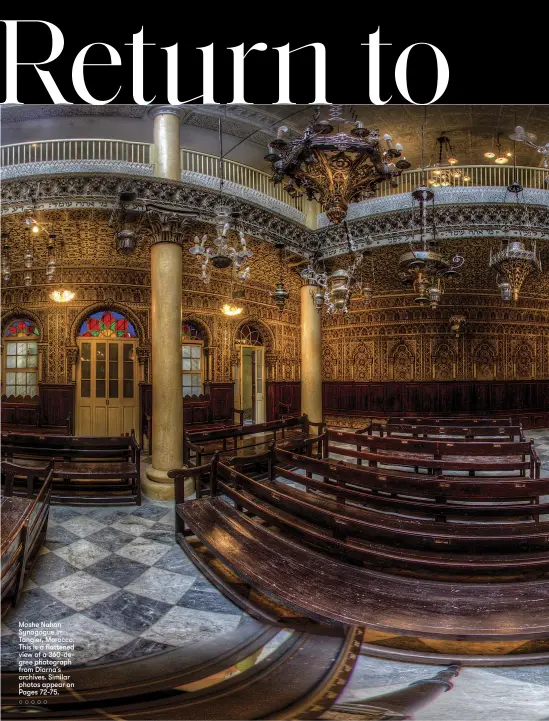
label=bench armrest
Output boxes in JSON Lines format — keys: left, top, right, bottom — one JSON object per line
{"left": 231, "top": 407, "right": 245, "bottom": 425}
{"left": 530, "top": 441, "right": 541, "bottom": 478}
{"left": 184, "top": 438, "right": 205, "bottom": 454}
{"left": 169, "top": 462, "right": 212, "bottom": 502}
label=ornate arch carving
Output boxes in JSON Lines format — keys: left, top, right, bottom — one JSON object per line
{"left": 1, "top": 307, "right": 46, "bottom": 341}
{"left": 352, "top": 343, "right": 373, "bottom": 381}
{"left": 233, "top": 317, "right": 275, "bottom": 354}
{"left": 473, "top": 341, "right": 497, "bottom": 381}
{"left": 322, "top": 345, "right": 337, "bottom": 381}
{"left": 181, "top": 314, "right": 213, "bottom": 348}
{"left": 391, "top": 342, "right": 415, "bottom": 381}
{"left": 513, "top": 342, "right": 534, "bottom": 380}
{"left": 433, "top": 342, "right": 455, "bottom": 381}
{"left": 69, "top": 301, "right": 147, "bottom": 346}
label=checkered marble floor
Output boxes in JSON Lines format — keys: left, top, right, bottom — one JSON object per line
{"left": 1, "top": 495, "right": 244, "bottom": 670}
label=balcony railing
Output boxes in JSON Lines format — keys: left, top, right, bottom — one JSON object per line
{"left": 0, "top": 139, "right": 304, "bottom": 213}
{"left": 3, "top": 140, "right": 547, "bottom": 220}
{"left": 376, "top": 165, "right": 549, "bottom": 196}
{"left": 1, "top": 139, "right": 152, "bottom": 165}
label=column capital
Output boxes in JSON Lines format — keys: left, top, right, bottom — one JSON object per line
{"left": 148, "top": 105, "right": 185, "bottom": 120}
{"left": 301, "top": 279, "right": 321, "bottom": 288}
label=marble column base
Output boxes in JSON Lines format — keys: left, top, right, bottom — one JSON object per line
{"left": 143, "top": 465, "right": 194, "bottom": 502}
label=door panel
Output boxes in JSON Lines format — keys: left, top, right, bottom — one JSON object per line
{"left": 76, "top": 339, "right": 136, "bottom": 436}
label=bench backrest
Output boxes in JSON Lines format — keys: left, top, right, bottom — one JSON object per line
{"left": 1, "top": 432, "right": 139, "bottom": 463}
{"left": 387, "top": 417, "right": 512, "bottom": 426}
{"left": 186, "top": 415, "right": 309, "bottom": 445}
{"left": 326, "top": 429, "right": 533, "bottom": 458}
{"left": 275, "top": 446, "right": 548, "bottom": 499}
{"left": 383, "top": 424, "right": 523, "bottom": 440}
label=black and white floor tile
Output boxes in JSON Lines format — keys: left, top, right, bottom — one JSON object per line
{"left": 1, "top": 495, "right": 244, "bottom": 669}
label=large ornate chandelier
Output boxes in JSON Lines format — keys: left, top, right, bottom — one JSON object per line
{"left": 265, "top": 105, "right": 410, "bottom": 224}
{"left": 189, "top": 205, "right": 252, "bottom": 285}
{"left": 399, "top": 187, "right": 464, "bottom": 309}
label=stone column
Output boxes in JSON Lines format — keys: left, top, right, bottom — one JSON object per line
{"left": 300, "top": 282, "right": 323, "bottom": 427}
{"left": 144, "top": 106, "right": 184, "bottom": 501}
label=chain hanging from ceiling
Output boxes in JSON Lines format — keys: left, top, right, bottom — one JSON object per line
{"left": 399, "top": 119, "right": 465, "bottom": 310}
{"left": 398, "top": 186, "right": 465, "bottom": 309}
{"left": 489, "top": 184, "right": 541, "bottom": 302}
{"left": 265, "top": 105, "right": 410, "bottom": 224}
{"left": 271, "top": 242, "right": 290, "bottom": 312}
{"left": 488, "top": 125, "right": 542, "bottom": 302}
{"left": 189, "top": 111, "right": 253, "bottom": 284}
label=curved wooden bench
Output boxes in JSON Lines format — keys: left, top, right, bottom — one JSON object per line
{"left": 277, "top": 447, "right": 549, "bottom": 503}
{"left": 326, "top": 429, "right": 540, "bottom": 477}
{"left": 177, "top": 497, "right": 549, "bottom": 640}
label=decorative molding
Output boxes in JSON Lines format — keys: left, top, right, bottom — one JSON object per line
{"left": 317, "top": 200, "right": 549, "bottom": 257}
{"left": 1, "top": 160, "right": 154, "bottom": 181}
{"left": 317, "top": 186, "right": 549, "bottom": 228}
{"left": 180, "top": 170, "right": 306, "bottom": 225}
{"left": 1, "top": 173, "right": 310, "bottom": 253}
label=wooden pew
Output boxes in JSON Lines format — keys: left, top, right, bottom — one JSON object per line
{"left": 213, "top": 460, "right": 549, "bottom": 574}
{"left": 1, "top": 473, "right": 51, "bottom": 617}
{"left": 377, "top": 423, "right": 524, "bottom": 441}
{"left": 1, "top": 460, "right": 53, "bottom": 498}
{"left": 2, "top": 432, "right": 141, "bottom": 505}
{"left": 184, "top": 415, "right": 324, "bottom": 467}
{"left": 325, "top": 429, "right": 540, "bottom": 478}
{"left": 176, "top": 495, "right": 549, "bottom": 641}
{"left": 387, "top": 416, "right": 513, "bottom": 426}
{"left": 275, "top": 446, "right": 549, "bottom": 511}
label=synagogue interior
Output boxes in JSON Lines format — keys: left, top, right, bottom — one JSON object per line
{"left": 1, "top": 104, "right": 549, "bottom": 720}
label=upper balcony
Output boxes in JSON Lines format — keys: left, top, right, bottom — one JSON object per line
{"left": 2, "top": 139, "right": 548, "bottom": 233}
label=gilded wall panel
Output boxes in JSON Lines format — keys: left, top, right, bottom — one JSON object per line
{"left": 1, "top": 212, "right": 301, "bottom": 385}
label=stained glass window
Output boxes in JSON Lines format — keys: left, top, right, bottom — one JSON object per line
{"left": 3, "top": 319, "right": 39, "bottom": 398}
{"left": 5, "top": 319, "right": 40, "bottom": 338}
{"left": 182, "top": 322, "right": 204, "bottom": 342}
{"left": 79, "top": 311, "right": 136, "bottom": 338}
{"left": 237, "top": 324, "right": 263, "bottom": 347}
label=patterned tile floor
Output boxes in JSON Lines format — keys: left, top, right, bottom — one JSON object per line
{"left": 1, "top": 491, "right": 244, "bottom": 669}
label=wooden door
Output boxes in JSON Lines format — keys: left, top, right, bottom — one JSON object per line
{"left": 77, "top": 339, "right": 137, "bottom": 436}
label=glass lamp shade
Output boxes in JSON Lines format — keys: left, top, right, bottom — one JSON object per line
{"left": 115, "top": 228, "right": 138, "bottom": 254}
{"left": 362, "top": 285, "right": 373, "bottom": 306}
{"left": 50, "top": 288, "right": 75, "bottom": 303}
{"left": 271, "top": 282, "right": 289, "bottom": 312}
{"left": 221, "top": 303, "right": 243, "bottom": 316}
{"left": 499, "top": 282, "right": 512, "bottom": 302}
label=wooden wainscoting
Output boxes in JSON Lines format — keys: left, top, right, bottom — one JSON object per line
{"left": 322, "top": 381, "right": 549, "bottom": 429}
{"left": 266, "top": 381, "right": 301, "bottom": 421}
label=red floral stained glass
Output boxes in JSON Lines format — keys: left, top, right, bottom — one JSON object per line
{"left": 182, "top": 322, "right": 203, "bottom": 341}
{"left": 78, "top": 311, "right": 136, "bottom": 338}
{"left": 5, "top": 318, "right": 40, "bottom": 338}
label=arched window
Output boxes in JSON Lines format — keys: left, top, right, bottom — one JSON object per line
{"left": 79, "top": 310, "right": 137, "bottom": 338}
{"left": 3, "top": 318, "right": 40, "bottom": 398}
{"left": 182, "top": 322, "right": 204, "bottom": 398}
{"left": 237, "top": 324, "right": 263, "bottom": 347}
